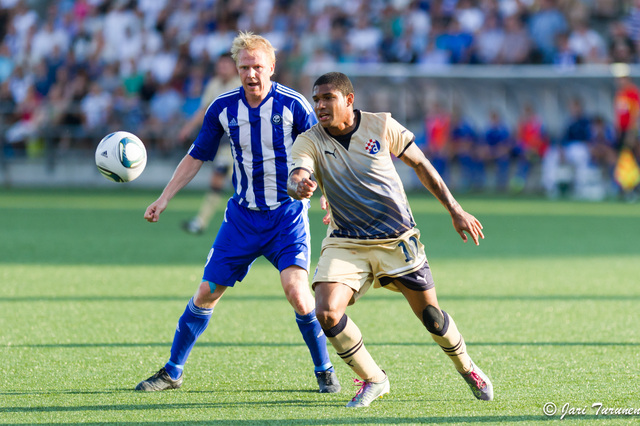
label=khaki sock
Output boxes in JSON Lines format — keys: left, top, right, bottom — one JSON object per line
{"left": 430, "top": 312, "right": 472, "bottom": 374}
{"left": 325, "top": 315, "right": 385, "bottom": 382}
{"left": 195, "top": 191, "right": 221, "bottom": 230}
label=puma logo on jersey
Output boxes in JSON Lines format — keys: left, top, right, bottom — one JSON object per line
{"left": 325, "top": 149, "right": 337, "bottom": 158}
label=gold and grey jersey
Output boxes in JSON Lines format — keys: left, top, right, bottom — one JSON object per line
{"left": 291, "top": 111, "right": 415, "bottom": 239}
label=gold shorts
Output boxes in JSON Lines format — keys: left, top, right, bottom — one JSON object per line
{"left": 312, "top": 228, "right": 434, "bottom": 303}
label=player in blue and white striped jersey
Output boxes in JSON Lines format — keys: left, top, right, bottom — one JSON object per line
{"left": 138, "top": 32, "right": 340, "bottom": 394}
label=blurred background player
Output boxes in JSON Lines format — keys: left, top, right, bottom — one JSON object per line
{"left": 612, "top": 63, "right": 640, "bottom": 155}
{"left": 611, "top": 62, "right": 640, "bottom": 197}
{"left": 137, "top": 32, "right": 340, "bottom": 394}
{"left": 179, "top": 52, "right": 241, "bottom": 235}
{"left": 288, "top": 72, "right": 492, "bottom": 408}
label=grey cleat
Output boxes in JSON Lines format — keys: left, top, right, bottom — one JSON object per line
{"left": 316, "top": 370, "right": 341, "bottom": 393}
{"left": 460, "top": 361, "right": 493, "bottom": 401}
{"left": 135, "top": 367, "right": 183, "bottom": 391}
{"left": 345, "top": 374, "right": 390, "bottom": 408}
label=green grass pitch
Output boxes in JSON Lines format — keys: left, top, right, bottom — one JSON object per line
{"left": 1, "top": 188, "right": 639, "bottom": 424}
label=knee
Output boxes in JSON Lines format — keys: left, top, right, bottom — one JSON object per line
{"left": 422, "top": 305, "right": 449, "bottom": 336}
{"left": 282, "top": 278, "right": 314, "bottom": 314}
{"left": 193, "top": 281, "right": 219, "bottom": 306}
{"left": 315, "top": 307, "right": 343, "bottom": 330}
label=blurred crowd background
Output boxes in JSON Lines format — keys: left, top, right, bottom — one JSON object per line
{"left": 2, "top": 0, "right": 640, "bottom": 198}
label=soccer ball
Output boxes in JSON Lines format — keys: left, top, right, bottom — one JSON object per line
{"left": 95, "top": 131, "right": 147, "bottom": 183}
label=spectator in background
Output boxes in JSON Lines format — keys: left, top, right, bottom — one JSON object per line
{"left": 147, "top": 36, "right": 178, "bottom": 86}
{"left": 145, "top": 81, "right": 183, "bottom": 154}
{"left": 472, "top": 13, "right": 505, "bottom": 64}
{"left": 496, "top": 14, "right": 532, "bottom": 64}
{"left": 541, "top": 97, "right": 592, "bottom": 198}
{"left": 347, "top": 14, "right": 383, "bottom": 63}
{"left": 32, "top": 59, "right": 53, "bottom": 97}
{"left": 607, "top": 20, "right": 635, "bottom": 63}
{"left": 1, "top": 0, "right": 639, "bottom": 162}
{"left": 588, "top": 115, "right": 617, "bottom": 180}
{"left": 102, "top": 0, "right": 140, "bottom": 64}
{"left": 8, "top": 64, "right": 32, "bottom": 104}
{"left": 455, "top": 0, "right": 485, "bottom": 34}
{"left": 29, "top": 18, "right": 70, "bottom": 66}
{"left": 528, "top": 0, "right": 569, "bottom": 63}
{"left": 0, "top": 43, "right": 14, "bottom": 83}
{"left": 112, "top": 85, "right": 145, "bottom": 137}
{"left": 436, "top": 19, "right": 474, "bottom": 64}
{"left": 424, "top": 100, "right": 452, "bottom": 183}
{"left": 449, "top": 107, "right": 478, "bottom": 191}
{"left": 553, "top": 32, "right": 579, "bottom": 70}
{"left": 402, "top": 0, "right": 431, "bottom": 58}
{"left": 180, "top": 65, "right": 206, "bottom": 119}
{"left": 418, "top": 36, "right": 451, "bottom": 66}
{"left": 10, "top": 1, "right": 38, "bottom": 44}
{"left": 512, "top": 103, "right": 549, "bottom": 192}
{"left": 477, "top": 110, "right": 513, "bottom": 192}
{"left": 80, "top": 81, "right": 112, "bottom": 140}
{"left": 4, "top": 83, "right": 40, "bottom": 148}
{"left": 97, "top": 62, "right": 120, "bottom": 94}
{"left": 625, "top": 0, "right": 640, "bottom": 43}
{"left": 568, "top": 13, "right": 607, "bottom": 64}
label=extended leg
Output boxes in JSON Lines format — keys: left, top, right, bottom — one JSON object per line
{"left": 135, "top": 281, "right": 227, "bottom": 391}
{"left": 281, "top": 267, "right": 339, "bottom": 393}
{"left": 397, "top": 282, "right": 493, "bottom": 401}
{"left": 315, "top": 282, "right": 389, "bottom": 407}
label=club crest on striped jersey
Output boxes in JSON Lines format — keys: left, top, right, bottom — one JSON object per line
{"left": 365, "top": 139, "right": 381, "bottom": 154}
{"left": 271, "top": 113, "right": 282, "bottom": 125}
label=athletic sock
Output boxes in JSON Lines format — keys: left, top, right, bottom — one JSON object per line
{"left": 165, "top": 297, "right": 213, "bottom": 380}
{"left": 295, "top": 310, "right": 334, "bottom": 374}
{"left": 195, "top": 190, "right": 222, "bottom": 230}
{"left": 429, "top": 310, "right": 472, "bottom": 374}
{"left": 323, "top": 314, "right": 385, "bottom": 382}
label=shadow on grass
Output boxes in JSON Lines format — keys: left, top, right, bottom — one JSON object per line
{"left": 0, "top": 401, "right": 563, "bottom": 423}
{"left": 1, "top": 293, "right": 639, "bottom": 303}
{"left": 6, "top": 341, "right": 640, "bottom": 349}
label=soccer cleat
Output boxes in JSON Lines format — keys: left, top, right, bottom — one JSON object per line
{"left": 460, "top": 361, "right": 493, "bottom": 401}
{"left": 135, "top": 367, "right": 183, "bottom": 391}
{"left": 181, "top": 219, "right": 204, "bottom": 235}
{"left": 316, "top": 370, "right": 341, "bottom": 393}
{"left": 345, "top": 374, "right": 390, "bottom": 408}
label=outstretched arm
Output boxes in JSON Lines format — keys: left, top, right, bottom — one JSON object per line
{"left": 144, "top": 154, "right": 204, "bottom": 223}
{"left": 399, "top": 143, "right": 484, "bottom": 245}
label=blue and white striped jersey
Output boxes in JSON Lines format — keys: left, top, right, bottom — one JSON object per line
{"left": 189, "top": 82, "right": 317, "bottom": 210}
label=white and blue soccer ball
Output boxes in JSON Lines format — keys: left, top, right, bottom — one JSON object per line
{"left": 95, "top": 131, "right": 147, "bottom": 183}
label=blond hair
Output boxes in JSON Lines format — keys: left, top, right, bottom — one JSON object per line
{"left": 230, "top": 31, "right": 277, "bottom": 64}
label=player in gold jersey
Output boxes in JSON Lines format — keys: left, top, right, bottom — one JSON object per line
{"left": 288, "top": 72, "right": 493, "bottom": 408}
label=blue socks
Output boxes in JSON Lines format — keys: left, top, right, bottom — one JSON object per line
{"left": 164, "top": 303, "right": 332, "bottom": 380}
{"left": 164, "top": 298, "right": 213, "bottom": 380}
{"left": 295, "top": 309, "right": 334, "bottom": 374}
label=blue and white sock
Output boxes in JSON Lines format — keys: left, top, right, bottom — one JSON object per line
{"left": 165, "top": 298, "right": 213, "bottom": 380}
{"left": 295, "top": 309, "right": 334, "bottom": 374}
